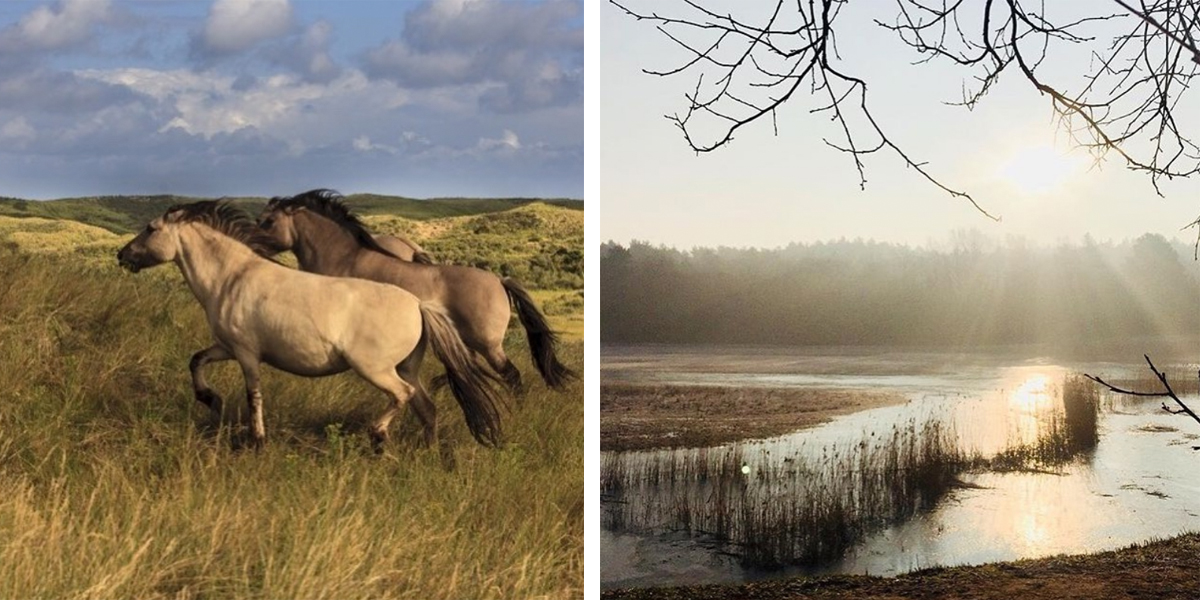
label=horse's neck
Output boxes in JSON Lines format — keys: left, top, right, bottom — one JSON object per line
{"left": 292, "top": 214, "right": 363, "bottom": 276}
{"left": 175, "top": 226, "right": 257, "bottom": 306}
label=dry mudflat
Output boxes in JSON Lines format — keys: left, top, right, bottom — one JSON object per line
{"left": 601, "top": 383, "right": 906, "bottom": 451}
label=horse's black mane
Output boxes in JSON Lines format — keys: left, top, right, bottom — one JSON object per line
{"left": 167, "top": 200, "right": 278, "bottom": 257}
{"left": 265, "top": 189, "right": 401, "bottom": 259}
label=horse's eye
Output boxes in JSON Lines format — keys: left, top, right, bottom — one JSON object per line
{"left": 145, "top": 224, "right": 156, "bottom": 233}
{"left": 260, "top": 217, "right": 275, "bottom": 229}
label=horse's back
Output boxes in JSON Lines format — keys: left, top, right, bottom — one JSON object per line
{"left": 372, "top": 234, "right": 426, "bottom": 262}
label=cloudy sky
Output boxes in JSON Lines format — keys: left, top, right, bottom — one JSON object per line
{"left": 0, "top": 0, "right": 582, "bottom": 199}
{"left": 603, "top": 1, "right": 1200, "bottom": 247}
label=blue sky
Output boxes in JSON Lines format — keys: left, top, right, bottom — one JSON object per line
{"left": 0, "top": 0, "right": 582, "bottom": 199}
{"left": 602, "top": 1, "right": 1200, "bottom": 247}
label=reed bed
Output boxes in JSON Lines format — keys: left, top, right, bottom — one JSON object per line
{"left": 601, "top": 375, "right": 1104, "bottom": 569}
{"left": 602, "top": 418, "right": 964, "bottom": 568}
{"left": 989, "top": 375, "right": 1101, "bottom": 471}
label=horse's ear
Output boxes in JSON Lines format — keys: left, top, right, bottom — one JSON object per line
{"left": 283, "top": 204, "right": 301, "bottom": 215}
{"left": 164, "top": 207, "right": 186, "bottom": 222}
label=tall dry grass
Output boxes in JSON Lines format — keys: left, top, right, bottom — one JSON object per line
{"left": 0, "top": 250, "right": 582, "bottom": 599}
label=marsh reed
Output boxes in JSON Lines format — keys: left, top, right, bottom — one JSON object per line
{"left": 990, "top": 375, "right": 1101, "bottom": 471}
{"left": 601, "top": 418, "right": 964, "bottom": 568}
{"left": 601, "top": 375, "right": 1104, "bottom": 569}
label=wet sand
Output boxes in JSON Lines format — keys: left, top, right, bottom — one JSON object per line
{"left": 601, "top": 383, "right": 906, "bottom": 451}
{"left": 601, "top": 533, "right": 1200, "bottom": 600}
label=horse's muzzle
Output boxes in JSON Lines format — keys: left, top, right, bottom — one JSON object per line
{"left": 116, "top": 249, "right": 141, "bottom": 273}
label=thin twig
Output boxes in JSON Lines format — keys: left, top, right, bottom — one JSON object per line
{"left": 1085, "top": 355, "right": 1200, "bottom": 431}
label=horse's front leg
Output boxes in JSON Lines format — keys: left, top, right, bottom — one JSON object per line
{"left": 238, "top": 358, "right": 266, "bottom": 448}
{"left": 190, "top": 345, "right": 232, "bottom": 414}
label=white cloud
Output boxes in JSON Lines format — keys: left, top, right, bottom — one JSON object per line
{"left": 202, "top": 0, "right": 293, "bottom": 54}
{"left": 75, "top": 66, "right": 414, "bottom": 150}
{"left": 260, "top": 19, "right": 340, "bottom": 83}
{"left": 352, "top": 135, "right": 396, "bottom": 154}
{"left": 362, "top": 0, "right": 582, "bottom": 113}
{"left": 1, "top": 117, "right": 36, "bottom": 144}
{"left": 80, "top": 67, "right": 321, "bottom": 138}
{"left": 477, "top": 129, "right": 521, "bottom": 152}
{"left": 0, "top": 0, "right": 112, "bottom": 52}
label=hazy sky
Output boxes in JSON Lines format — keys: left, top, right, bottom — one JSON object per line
{"left": 602, "top": 1, "right": 1200, "bottom": 248}
{"left": 0, "top": 0, "right": 582, "bottom": 199}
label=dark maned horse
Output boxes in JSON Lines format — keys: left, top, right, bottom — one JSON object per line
{"left": 256, "top": 189, "right": 574, "bottom": 393}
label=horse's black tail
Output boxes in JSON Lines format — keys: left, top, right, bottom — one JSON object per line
{"left": 420, "top": 303, "right": 506, "bottom": 447}
{"left": 412, "top": 250, "right": 435, "bottom": 265}
{"left": 501, "top": 278, "right": 576, "bottom": 390}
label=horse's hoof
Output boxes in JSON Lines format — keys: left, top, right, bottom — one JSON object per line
{"left": 196, "top": 389, "right": 224, "bottom": 413}
{"left": 369, "top": 429, "right": 389, "bottom": 454}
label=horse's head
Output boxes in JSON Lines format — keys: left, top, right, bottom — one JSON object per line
{"left": 256, "top": 196, "right": 302, "bottom": 255}
{"left": 258, "top": 189, "right": 402, "bottom": 260}
{"left": 117, "top": 206, "right": 189, "bottom": 273}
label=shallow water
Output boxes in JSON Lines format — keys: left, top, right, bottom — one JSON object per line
{"left": 600, "top": 345, "right": 1200, "bottom": 589}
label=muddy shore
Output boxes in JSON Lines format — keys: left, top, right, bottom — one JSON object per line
{"left": 601, "top": 532, "right": 1200, "bottom": 599}
{"left": 601, "top": 383, "right": 906, "bottom": 451}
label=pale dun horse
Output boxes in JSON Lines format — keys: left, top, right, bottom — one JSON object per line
{"left": 257, "top": 189, "right": 576, "bottom": 394}
{"left": 116, "top": 201, "right": 504, "bottom": 449}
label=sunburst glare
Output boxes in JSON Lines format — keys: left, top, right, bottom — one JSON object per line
{"left": 998, "top": 144, "right": 1085, "bottom": 195}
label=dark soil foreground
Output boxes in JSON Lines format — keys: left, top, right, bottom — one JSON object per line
{"left": 601, "top": 533, "right": 1200, "bottom": 600}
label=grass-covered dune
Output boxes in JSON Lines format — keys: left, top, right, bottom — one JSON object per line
{"left": 0, "top": 194, "right": 582, "bottom": 236}
{"left": 0, "top": 195, "right": 584, "bottom": 292}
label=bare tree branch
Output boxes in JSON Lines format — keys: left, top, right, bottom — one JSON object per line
{"left": 1086, "top": 355, "right": 1200, "bottom": 433}
{"left": 614, "top": 0, "right": 1200, "bottom": 217}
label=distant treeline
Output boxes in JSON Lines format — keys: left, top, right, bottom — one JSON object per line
{"left": 601, "top": 234, "right": 1200, "bottom": 350}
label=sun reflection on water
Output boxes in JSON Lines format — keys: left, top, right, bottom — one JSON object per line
{"left": 1011, "top": 374, "right": 1052, "bottom": 412}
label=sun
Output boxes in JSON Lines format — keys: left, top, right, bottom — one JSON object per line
{"left": 998, "top": 143, "right": 1083, "bottom": 195}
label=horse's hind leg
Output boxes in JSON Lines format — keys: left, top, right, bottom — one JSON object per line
{"left": 358, "top": 367, "right": 417, "bottom": 450}
{"left": 409, "top": 390, "right": 437, "bottom": 448}
{"left": 190, "top": 345, "right": 232, "bottom": 414}
{"left": 485, "top": 346, "right": 524, "bottom": 396}
{"left": 397, "top": 350, "right": 437, "bottom": 447}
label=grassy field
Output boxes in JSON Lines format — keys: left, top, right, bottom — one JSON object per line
{"left": 0, "top": 197, "right": 584, "bottom": 292}
{"left": 0, "top": 202, "right": 583, "bottom": 598}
